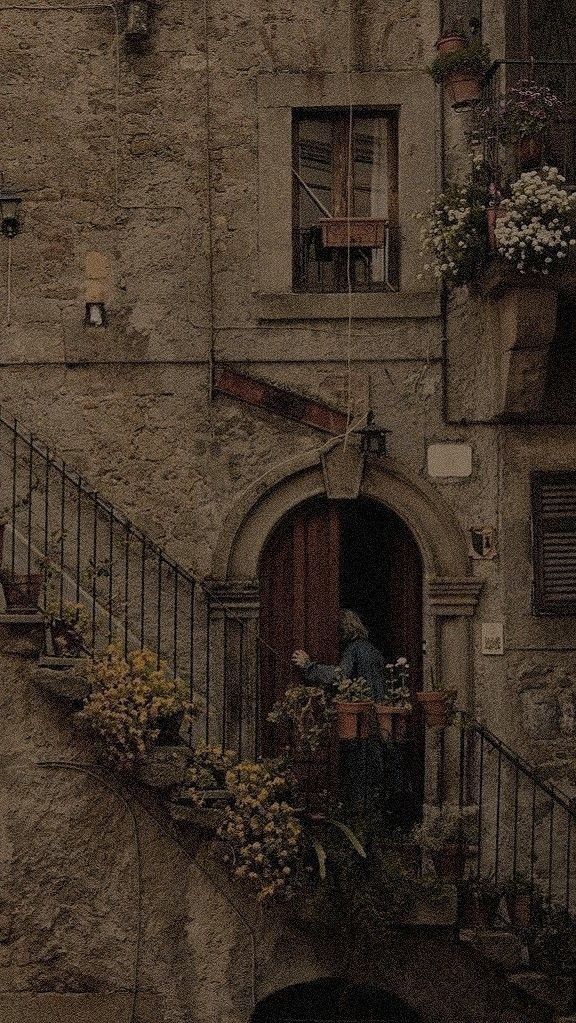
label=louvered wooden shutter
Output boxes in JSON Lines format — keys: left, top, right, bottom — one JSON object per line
{"left": 532, "top": 472, "right": 576, "bottom": 613}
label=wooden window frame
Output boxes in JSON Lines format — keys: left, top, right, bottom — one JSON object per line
{"left": 531, "top": 470, "right": 576, "bottom": 615}
{"left": 256, "top": 71, "right": 439, "bottom": 322}
{"left": 291, "top": 107, "right": 400, "bottom": 294}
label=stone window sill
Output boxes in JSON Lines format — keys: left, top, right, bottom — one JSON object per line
{"left": 256, "top": 291, "right": 440, "bottom": 321}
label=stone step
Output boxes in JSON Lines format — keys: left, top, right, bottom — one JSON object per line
{"left": 0, "top": 613, "right": 45, "bottom": 657}
{"left": 508, "top": 971, "right": 575, "bottom": 1012}
{"left": 460, "top": 928, "right": 529, "bottom": 972}
{"left": 34, "top": 665, "right": 90, "bottom": 703}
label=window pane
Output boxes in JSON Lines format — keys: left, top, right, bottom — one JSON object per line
{"left": 353, "top": 116, "right": 389, "bottom": 219}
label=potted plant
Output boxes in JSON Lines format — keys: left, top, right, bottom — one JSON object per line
{"left": 46, "top": 600, "right": 90, "bottom": 658}
{"left": 416, "top": 670, "right": 457, "bottom": 728}
{"left": 478, "top": 80, "right": 564, "bottom": 170}
{"left": 267, "top": 683, "right": 333, "bottom": 752}
{"left": 0, "top": 567, "right": 43, "bottom": 613}
{"left": 427, "top": 43, "right": 491, "bottom": 107}
{"left": 459, "top": 874, "right": 502, "bottom": 928}
{"left": 332, "top": 674, "right": 373, "bottom": 740}
{"left": 375, "top": 657, "right": 412, "bottom": 740}
{"left": 412, "top": 811, "right": 467, "bottom": 881}
{"left": 503, "top": 874, "right": 539, "bottom": 929}
{"left": 417, "top": 174, "right": 491, "bottom": 288}
{"left": 435, "top": 25, "right": 467, "bottom": 55}
{"left": 78, "top": 645, "right": 196, "bottom": 769}
{"left": 494, "top": 166, "right": 576, "bottom": 276}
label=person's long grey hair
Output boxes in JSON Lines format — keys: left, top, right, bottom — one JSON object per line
{"left": 340, "top": 609, "right": 368, "bottom": 643}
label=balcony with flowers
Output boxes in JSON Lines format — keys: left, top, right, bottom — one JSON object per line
{"left": 419, "top": 60, "right": 576, "bottom": 418}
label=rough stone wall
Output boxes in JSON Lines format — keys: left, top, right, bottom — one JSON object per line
{"left": 0, "top": 0, "right": 572, "bottom": 772}
{"left": 1, "top": 0, "right": 576, "bottom": 1016}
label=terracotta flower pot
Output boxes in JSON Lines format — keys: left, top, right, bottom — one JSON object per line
{"left": 334, "top": 700, "right": 372, "bottom": 740}
{"left": 416, "top": 690, "right": 457, "bottom": 728}
{"left": 446, "top": 73, "right": 483, "bottom": 106}
{"left": 506, "top": 891, "right": 533, "bottom": 929}
{"left": 435, "top": 32, "right": 467, "bottom": 55}
{"left": 0, "top": 571, "right": 43, "bottom": 613}
{"left": 431, "top": 842, "right": 466, "bottom": 881}
{"left": 375, "top": 704, "right": 411, "bottom": 740}
{"left": 516, "top": 136, "right": 543, "bottom": 171}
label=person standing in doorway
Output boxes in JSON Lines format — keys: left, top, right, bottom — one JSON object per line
{"left": 292, "top": 609, "right": 414, "bottom": 828}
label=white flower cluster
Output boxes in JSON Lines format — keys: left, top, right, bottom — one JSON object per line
{"left": 495, "top": 167, "right": 576, "bottom": 274}
{"left": 417, "top": 185, "right": 487, "bottom": 286}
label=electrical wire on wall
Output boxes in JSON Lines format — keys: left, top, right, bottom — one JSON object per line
{"left": 202, "top": 0, "right": 217, "bottom": 410}
{"left": 343, "top": 0, "right": 356, "bottom": 447}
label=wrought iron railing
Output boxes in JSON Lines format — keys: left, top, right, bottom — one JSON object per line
{"left": 3, "top": 407, "right": 576, "bottom": 912}
{"left": 438, "top": 713, "right": 576, "bottom": 913}
{"left": 293, "top": 224, "right": 400, "bottom": 293}
{"left": 482, "top": 59, "right": 576, "bottom": 187}
{"left": 0, "top": 409, "right": 263, "bottom": 755}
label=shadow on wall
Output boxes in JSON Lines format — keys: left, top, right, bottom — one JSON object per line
{"left": 251, "top": 977, "right": 423, "bottom": 1021}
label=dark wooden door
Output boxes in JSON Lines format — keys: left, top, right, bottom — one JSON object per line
{"left": 259, "top": 497, "right": 424, "bottom": 811}
{"left": 259, "top": 497, "right": 340, "bottom": 756}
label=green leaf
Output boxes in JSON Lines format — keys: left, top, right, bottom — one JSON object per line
{"left": 327, "top": 819, "right": 367, "bottom": 858}
{"left": 313, "top": 839, "right": 327, "bottom": 880}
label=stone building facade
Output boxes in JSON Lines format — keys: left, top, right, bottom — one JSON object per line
{"left": 2, "top": 0, "right": 576, "bottom": 1021}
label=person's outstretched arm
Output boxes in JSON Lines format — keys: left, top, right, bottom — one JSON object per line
{"left": 292, "top": 645, "right": 357, "bottom": 687}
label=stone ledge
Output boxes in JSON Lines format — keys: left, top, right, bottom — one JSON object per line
{"left": 459, "top": 928, "right": 529, "bottom": 972}
{"left": 170, "top": 803, "right": 227, "bottom": 830}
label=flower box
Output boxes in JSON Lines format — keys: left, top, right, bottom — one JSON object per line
{"left": 319, "top": 217, "right": 387, "bottom": 249}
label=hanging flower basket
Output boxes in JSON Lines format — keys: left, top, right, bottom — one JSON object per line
{"left": 374, "top": 704, "right": 411, "bottom": 740}
{"left": 334, "top": 700, "right": 372, "bottom": 740}
{"left": 416, "top": 690, "right": 457, "bottom": 728}
{"left": 0, "top": 570, "right": 43, "bottom": 613}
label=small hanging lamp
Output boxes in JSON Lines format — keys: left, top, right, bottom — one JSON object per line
{"left": 0, "top": 191, "right": 22, "bottom": 238}
{"left": 355, "top": 410, "right": 390, "bottom": 458}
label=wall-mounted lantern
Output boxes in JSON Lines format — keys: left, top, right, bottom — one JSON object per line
{"left": 0, "top": 192, "right": 22, "bottom": 238}
{"left": 355, "top": 410, "right": 390, "bottom": 458}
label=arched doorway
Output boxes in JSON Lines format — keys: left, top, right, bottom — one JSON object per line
{"left": 251, "top": 978, "right": 423, "bottom": 1022}
{"left": 258, "top": 496, "right": 424, "bottom": 812}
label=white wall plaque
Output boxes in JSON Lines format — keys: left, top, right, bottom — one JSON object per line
{"left": 481, "top": 622, "right": 504, "bottom": 656}
{"left": 427, "top": 442, "right": 473, "bottom": 478}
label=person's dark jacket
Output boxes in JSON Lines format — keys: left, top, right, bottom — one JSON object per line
{"left": 303, "top": 637, "right": 391, "bottom": 702}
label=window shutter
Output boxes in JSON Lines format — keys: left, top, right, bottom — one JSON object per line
{"left": 532, "top": 472, "right": 576, "bottom": 613}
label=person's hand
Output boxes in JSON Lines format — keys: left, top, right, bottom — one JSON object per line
{"left": 292, "top": 650, "right": 311, "bottom": 668}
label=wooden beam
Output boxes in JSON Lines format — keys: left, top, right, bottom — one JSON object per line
{"left": 213, "top": 366, "right": 349, "bottom": 435}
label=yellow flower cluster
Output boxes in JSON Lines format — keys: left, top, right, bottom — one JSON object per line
{"left": 184, "top": 744, "right": 239, "bottom": 805}
{"left": 218, "top": 759, "right": 303, "bottom": 902}
{"left": 78, "top": 645, "right": 195, "bottom": 769}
